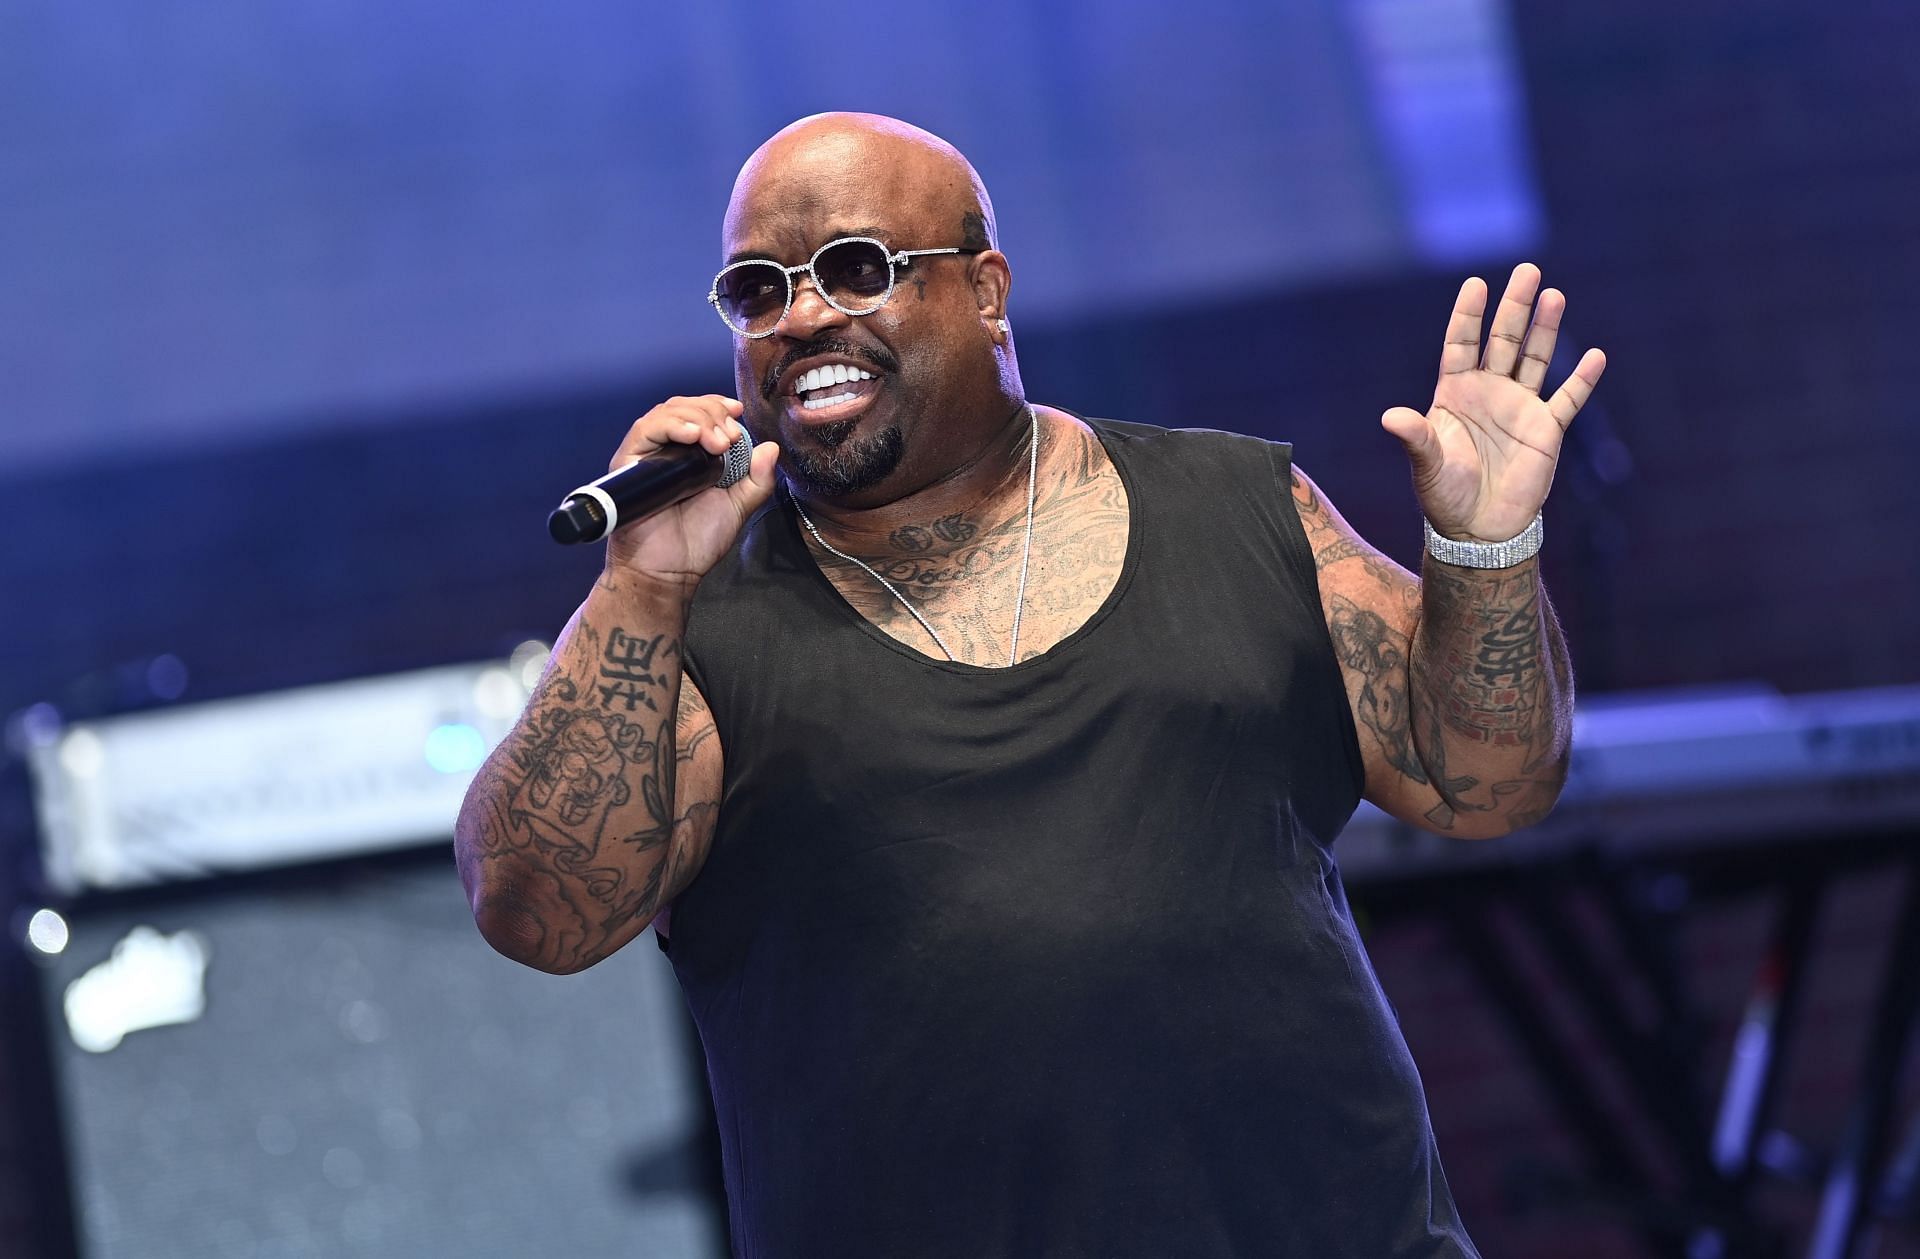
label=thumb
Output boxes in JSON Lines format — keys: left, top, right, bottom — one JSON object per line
{"left": 1381, "top": 407, "right": 1442, "bottom": 479}
{"left": 725, "top": 439, "right": 781, "bottom": 518}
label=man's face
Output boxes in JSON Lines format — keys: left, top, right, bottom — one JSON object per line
{"left": 722, "top": 139, "right": 993, "bottom": 503}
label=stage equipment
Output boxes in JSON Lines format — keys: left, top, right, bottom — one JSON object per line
{"left": 29, "top": 855, "right": 726, "bottom": 1259}
{"left": 25, "top": 661, "right": 543, "bottom": 894}
{"left": 19, "top": 658, "right": 728, "bottom": 1257}
{"left": 1341, "top": 684, "right": 1920, "bottom": 1259}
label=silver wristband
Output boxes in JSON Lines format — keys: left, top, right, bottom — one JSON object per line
{"left": 1423, "top": 513, "right": 1544, "bottom": 569}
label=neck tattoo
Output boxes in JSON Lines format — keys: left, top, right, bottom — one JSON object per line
{"left": 793, "top": 405, "right": 1039, "bottom": 667}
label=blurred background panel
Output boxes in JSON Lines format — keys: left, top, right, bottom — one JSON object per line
{"left": 2, "top": 0, "right": 1918, "bottom": 1257}
{"left": 0, "top": 0, "right": 1530, "bottom": 474}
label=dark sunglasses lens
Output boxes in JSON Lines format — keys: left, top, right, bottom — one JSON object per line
{"left": 815, "top": 240, "right": 893, "bottom": 310}
{"left": 717, "top": 264, "right": 787, "bottom": 331}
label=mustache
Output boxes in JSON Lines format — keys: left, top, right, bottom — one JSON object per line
{"left": 760, "top": 338, "right": 899, "bottom": 400}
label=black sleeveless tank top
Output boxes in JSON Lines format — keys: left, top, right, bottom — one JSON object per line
{"left": 671, "top": 419, "right": 1479, "bottom": 1258}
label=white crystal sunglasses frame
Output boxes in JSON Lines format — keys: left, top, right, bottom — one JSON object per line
{"left": 707, "top": 236, "right": 984, "bottom": 338}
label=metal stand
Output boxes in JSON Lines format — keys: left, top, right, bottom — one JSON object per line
{"left": 1367, "top": 833, "right": 1920, "bottom": 1259}
{"left": 1806, "top": 863, "right": 1920, "bottom": 1259}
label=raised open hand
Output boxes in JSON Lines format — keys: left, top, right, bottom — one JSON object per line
{"left": 1382, "top": 263, "right": 1607, "bottom": 543}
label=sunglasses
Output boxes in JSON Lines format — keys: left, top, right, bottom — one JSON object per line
{"left": 709, "top": 236, "right": 984, "bottom": 338}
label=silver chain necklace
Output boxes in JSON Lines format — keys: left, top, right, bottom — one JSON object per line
{"left": 793, "top": 406, "right": 1039, "bottom": 667}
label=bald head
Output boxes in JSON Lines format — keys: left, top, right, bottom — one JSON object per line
{"left": 725, "top": 113, "right": 996, "bottom": 256}
{"left": 719, "top": 113, "right": 1023, "bottom": 507}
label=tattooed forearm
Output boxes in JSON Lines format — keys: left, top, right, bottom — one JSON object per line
{"left": 596, "top": 628, "right": 672, "bottom": 711}
{"left": 1415, "top": 704, "right": 1486, "bottom": 831}
{"left": 1409, "top": 559, "right": 1574, "bottom": 830}
{"left": 455, "top": 599, "right": 702, "bottom": 973}
{"left": 1289, "top": 464, "right": 1570, "bottom": 835}
{"left": 1417, "top": 566, "right": 1552, "bottom": 752}
{"left": 1419, "top": 564, "right": 1563, "bottom": 809}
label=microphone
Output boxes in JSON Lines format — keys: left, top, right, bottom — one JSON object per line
{"left": 548, "top": 433, "right": 755, "bottom": 545}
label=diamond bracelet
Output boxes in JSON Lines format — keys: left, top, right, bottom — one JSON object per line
{"left": 1422, "top": 513, "right": 1544, "bottom": 570}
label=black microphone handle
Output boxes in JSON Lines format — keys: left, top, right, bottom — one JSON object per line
{"left": 548, "top": 433, "right": 753, "bottom": 545}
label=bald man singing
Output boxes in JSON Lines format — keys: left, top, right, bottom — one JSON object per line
{"left": 456, "top": 112, "right": 1605, "bottom": 1257}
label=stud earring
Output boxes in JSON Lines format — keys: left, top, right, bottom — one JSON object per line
{"left": 994, "top": 318, "right": 1010, "bottom": 334}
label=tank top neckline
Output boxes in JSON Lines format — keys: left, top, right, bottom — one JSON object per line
{"left": 774, "top": 415, "right": 1145, "bottom": 676}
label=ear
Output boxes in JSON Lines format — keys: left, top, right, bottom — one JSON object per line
{"left": 970, "top": 250, "right": 1013, "bottom": 343}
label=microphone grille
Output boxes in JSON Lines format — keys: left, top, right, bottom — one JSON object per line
{"left": 718, "top": 432, "right": 754, "bottom": 487}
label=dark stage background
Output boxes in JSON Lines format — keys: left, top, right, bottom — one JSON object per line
{"left": 3, "top": 3, "right": 1917, "bottom": 1257}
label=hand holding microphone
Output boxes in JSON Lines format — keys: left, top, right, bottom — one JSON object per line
{"left": 548, "top": 433, "right": 755, "bottom": 545}
{"left": 554, "top": 396, "right": 779, "bottom": 597}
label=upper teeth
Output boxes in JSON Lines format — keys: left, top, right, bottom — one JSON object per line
{"left": 795, "top": 364, "right": 874, "bottom": 395}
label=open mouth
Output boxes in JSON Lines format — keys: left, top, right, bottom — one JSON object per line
{"left": 783, "top": 363, "right": 883, "bottom": 424}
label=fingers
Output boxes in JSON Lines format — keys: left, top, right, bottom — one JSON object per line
{"left": 1515, "top": 287, "right": 1565, "bottom": 394}
{"left": 612, "top": 395, "right": 745, "bottom": 471}
{"left": 1482, "top": 263, "right": 1541, "bottom": 378}
{"left": 1452, "top": 265, "right": 1585, "bottom": 400}
{"left": 1439, "top": 277, "right": 1487, "bottom": 377}
{"left": 1547, "top": 348, "right": 1608, "bottom": 430}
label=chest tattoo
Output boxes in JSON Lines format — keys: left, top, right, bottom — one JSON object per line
{"left": 814, "top": 427, "right": 1130, "bottom": 665}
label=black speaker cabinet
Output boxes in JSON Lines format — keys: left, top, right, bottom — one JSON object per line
{"left": 30, "top": 851, "right": 727, "bottom": 1258}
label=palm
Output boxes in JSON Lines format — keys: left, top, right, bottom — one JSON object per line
{"left": 1383, "top": 264, "right": 1607, "bottom": 543}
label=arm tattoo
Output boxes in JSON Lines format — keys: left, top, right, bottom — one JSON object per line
{"left": 1292, "top": 466, "right": 1570, "bottom": 832}
{"left": 1414, "top": 704, "right": 1484, "bottom": 831}
{"left": 1291, "top": 467, "right": 1399, "bottom": 588}
{"left": 509, "top": 633, "right": 678, "bottom": 920}
{"left": 459, "top": 620, "right": 701, "bottom": 970}
{"left": 1410, "top": 562, "right": 1574, "bottom": 827}
{"left": 675, "top": 680, "right": 717, "bottom": 767}
{"left": 1420, "top": 566, "right": 1548, "bottom": 756}
{"left": 595, "top": 628, "right": 671, "bottom": 711}
{"left": 1290, "top": 468, "right": 1320, "bottom": 515}
{"left": 1328, "top": 595, "right": 1428, "bottom": 786}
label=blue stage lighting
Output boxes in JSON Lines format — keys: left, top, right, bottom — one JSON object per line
{"left": 424, "top": 723, "right": 488, "bottom": 775}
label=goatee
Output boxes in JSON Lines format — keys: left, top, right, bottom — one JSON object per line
{"left": 784, "top": 421, "right": 905, "bottom": 497}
